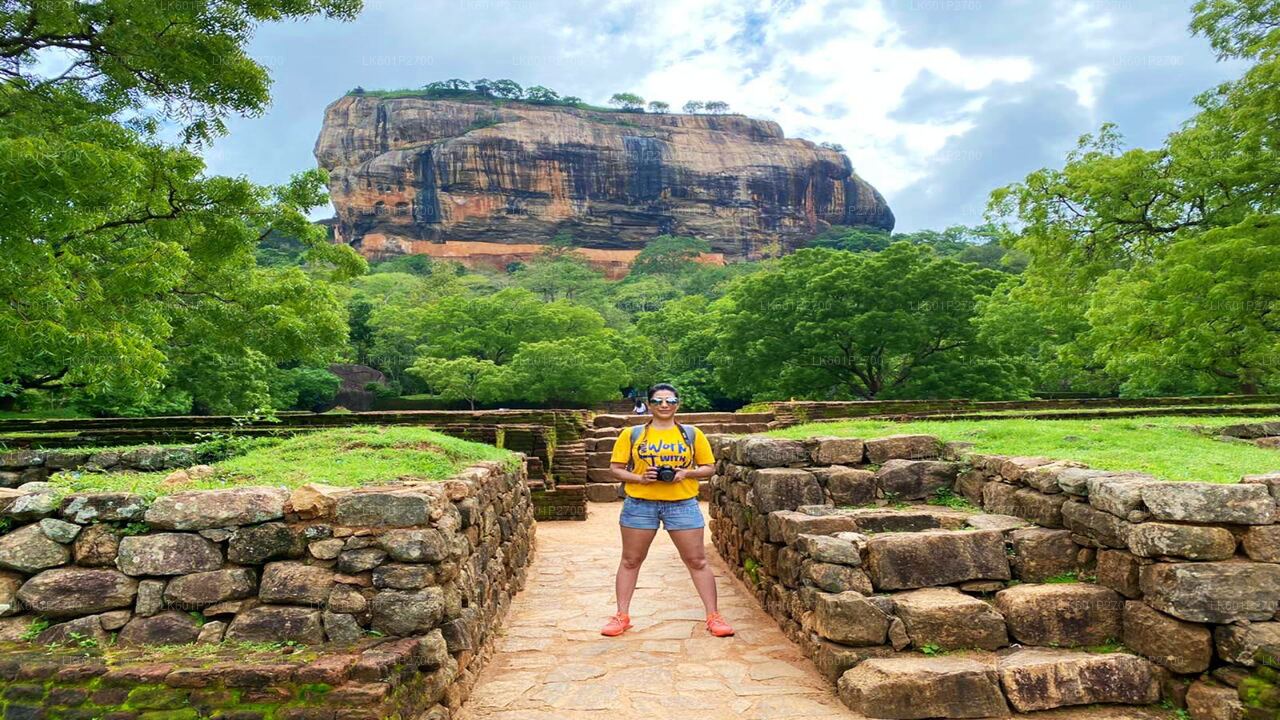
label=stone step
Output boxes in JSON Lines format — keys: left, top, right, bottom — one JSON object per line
{"left": 865, "top": 528, "right": 1011, "bottom": 591}
{"left": 838, "top": 655, "right": 1009, "bottom": 718}
{"left": 837, "top": 649, "right": 1161, "bottom": 718}
{"left": 997, "top": 648, "right": 1160, "bottom": 712}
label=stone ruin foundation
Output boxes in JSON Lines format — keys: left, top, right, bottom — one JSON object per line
{"left": 708, "top": 432, "right": 1280, "bottom": 719}
{"left": 0, "top": 456, "right": 534, "bottom": 719}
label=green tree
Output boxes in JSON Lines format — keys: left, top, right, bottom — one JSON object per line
{"left": 609, "top": 93, "right": 645, "bottom": 111}
{"left": 409, "top": 357, "right": 510, "bottom": 410}
{"left": 648, "top": 101, "right": 670, "bottom": 113}
{"left": 704, "top": 101, "right": 729, "bottom": 114}
{"left": 269, "top": 367, "right": 341, "bottom": 412}
{"left": 0, "top": 0, "right": 365, "bottom": 413}
{"left": 979, "top": 0, "right": 1280, "bottom": 395}
{"left": 629, "top": 235, "right": 712, "bottom": 276}
{"left": 511, "top": 254, "right": 608, "bottom": 303}
{"left": 415, "top": 287, "right": 605, "bottom": 364}
{"left": 808, "top": 226, "right": 892, "bottom": 253}
{"left": 508, "top": 335, "right": 628, "bottom": 405}
{"left": 525, "top": 85, "right": 560, "bottom": 103}
{"left": 1086, "top": 215, "right": 1280, "bottom": 395}
{"left": 682, "top": 101, "right": 704, "bottom": 114}
{"left": 489, "top": 79, "right": 523, "bottom": 99}
{"left": 714, "top": 244, "right": 1022, "bottom": 400}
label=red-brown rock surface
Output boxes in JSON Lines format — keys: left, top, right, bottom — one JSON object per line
{"left": 315, "top": 95, "right": 894, "bottom": 276}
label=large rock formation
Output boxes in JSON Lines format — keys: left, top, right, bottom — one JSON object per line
{"left": 315, "top": 94, "right": 894, "bottom": 277}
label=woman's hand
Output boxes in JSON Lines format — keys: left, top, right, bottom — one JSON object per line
{"left": 636, "top": 467, "right": 659, "bottom": 484}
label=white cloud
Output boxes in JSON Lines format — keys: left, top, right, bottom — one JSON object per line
{"left": 587, "top": 0, "right": 1035, "bottom": 195}
{"left": 1065, "top": 65, "right": 1105, "bottom": 110}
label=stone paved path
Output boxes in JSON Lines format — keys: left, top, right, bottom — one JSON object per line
{"left": 456, "top": 503, "right": 1175, "bottom": 720}
{"left": 456, "top": 502, "right": 853, "bottom": 720}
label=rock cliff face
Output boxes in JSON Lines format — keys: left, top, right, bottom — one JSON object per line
{"left": 315, "top": 94, "right": 894, "bottom": 276}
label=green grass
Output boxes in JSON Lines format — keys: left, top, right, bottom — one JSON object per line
{"left": 768, "top": 415, "right": 1280, "bottom": 483}
{"left": 49, "top": 426, "right": 515, "bottom": 496}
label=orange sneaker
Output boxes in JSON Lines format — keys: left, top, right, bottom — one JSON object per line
{"left": 706, "top": 612, "right": 735, "bottom": 637}
{"left": 601, "top": 612, "right": 632, "bottom": 637}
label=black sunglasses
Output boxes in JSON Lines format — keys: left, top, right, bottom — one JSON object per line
{"left": 649, "top": 397, "right": 679, "bottom": 406}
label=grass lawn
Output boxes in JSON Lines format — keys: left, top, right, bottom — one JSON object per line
{"left": 49, "top": 426, "right": 515, "bottom": 497}
{"left": 767, "top": 415, "right": 1280, "bottom": 483}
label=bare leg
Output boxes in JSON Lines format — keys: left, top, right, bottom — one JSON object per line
{"left": 616, "top": 526, "right": 658, "bottom": 614}
{"left": 668, "top": 526, "right": 718, "bottom": 615}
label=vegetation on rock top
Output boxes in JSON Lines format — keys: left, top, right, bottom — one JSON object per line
{"left": 768, "top": 415, "right": 1280, "bottom": 483}
{"left": 48, "top": 426, "right": 513, "bottom": 496}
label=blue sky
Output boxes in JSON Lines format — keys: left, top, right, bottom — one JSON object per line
{"left": 206, "top": 0, "right": 1244, "bottom": 232}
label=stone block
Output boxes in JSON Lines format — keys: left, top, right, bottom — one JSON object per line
{"left": 1096, "top": 549, "right": 1148, "bottom": 598}
{"left": 225, "top": 605, "right": 324, "bottom": 644}
{"left": 17, "top": 568, "right": 137, "bottom": 618}
{"left": 734, "top": 436, "right": 810, "bottom": 467}
{"left": 1141, "top": 562, "right": 1280, "bottom": 623}
{"left": 1088, "top": 475, "right": 1159, "bottom": 518}
{"left": 795, "top": 533, "right": 862, "bottom": 566}
{"left": 370, "top": 588, "right": 445, "bottom": 636}
{"left": 838, "top": 656, "right": 1008, "bottom": 719}
{"left": 804, "top": 562, "right": 872, "bottom": 594}
{"left": 145, "top": 487, "right": 289, "bottom": 530}
{"left": 0, "top": 523, "right": 70, "bottom": 573}
{"left": 1021, "top": 461, "right": 1088, "bottom": 494}
{"left": 1186, "top": 679, "right": 1246, "bottom": 720}
{"left": 812, "top": 466, "right": 875, "bottom": 506}
{"left": 864, "top": 435, "right": 941, "bottom": 464}
{"left": 995, "top": 583, "right": 1123, "bottom": 647}
{"left": 117, "top": 610, "right": 201, "bottom": 646}
{"left": 1122, "top": 600, "right": 1212, "bottom": 674}
{"left": 164, "top": 569, "right": 257, "bottom": 609}
{"left": 1244, "top": 525, "right": 1280, "bottom": 562}
{"left": 259, "top": 562, "right": 336, "bottom": 606}
{"left": 892, "top": 587, "right": 1008, "bottom": 650}
{"left": 812, "top": 591, "right": 890, "bottom": 646}
{"left": 873, "top": 460, "right": 959, "bottom": 501}
{"left": 997, "top": 456, "right": 1055, "bottom": 483}
{"left": 1062, "top": 500, "right": 1134, "bottom": 548}
{"left": 1216, "top": 623, "right": 1280, "bottom": 667}
{"left": 997, "top": 648, "right": 1159, "bottom": 711}
{"left": 335, "top": 491, "right": 434, "bottom": 527}
{"left": 59, "top": 493, "right": 148, "bottom": 524}
{"left": 808, "top": 437, "right": 865, "bottom": 465}
{"left": 117, "top": 533, "right": 222, "bottom": 576}
{"left": 773, "top": 513, "right": 859, "bottom": 549}
{"left": 749, "top": 468, "right": 824, "bottom": 514}
{"left": 1008, "top": 528, "right": 1081, "bottom": 582}
{"left": 866, "top": 529, "right": 1009, "bottom": 591}
{"left": 1128, "top": 522, "right": 1237, "bottom": 560}
{"left": 1141, "top": 482, "right": 1275, "bottom": 525}
{"left": 808, "top": 637, "right": 893, "bottom": 683}
{"left": 227, "top": 522, "right": 305, "bottom": 565}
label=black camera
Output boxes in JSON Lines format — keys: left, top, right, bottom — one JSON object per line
{"left": 655, "top": 466, "right": 678, "bottom": 482}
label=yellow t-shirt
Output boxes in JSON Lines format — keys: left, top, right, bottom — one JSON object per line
{"left": 610, "top": 423, "right": 715, "bottom": 501}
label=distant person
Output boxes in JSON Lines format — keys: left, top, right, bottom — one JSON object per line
{"left": 632, "top": 397, "right": 647, "bottom": 414}
{"left": 602, "top": 382, "right": 734, "bottom": 638}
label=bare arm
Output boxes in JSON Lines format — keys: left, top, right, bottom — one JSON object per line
{"left": 676, "top": 464, "right": 715, "bottom": 481}
{"left": 611, "top": 462, "right": 658, "bottom": 484}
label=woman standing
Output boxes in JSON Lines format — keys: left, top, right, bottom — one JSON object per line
{"left": 602, "top": 382, "right": 735, "bottom": 638}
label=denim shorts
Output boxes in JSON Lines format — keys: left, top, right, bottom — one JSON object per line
{"left": 619, "top": 496, "right": 705, "bottom": 531}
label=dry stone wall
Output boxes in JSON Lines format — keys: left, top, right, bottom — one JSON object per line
{"left": 0, "top": 458, "right": 534, "bottom": 719}
{"left": 0, "top": 446, "right": 197, "bottom": 487}
{"left": 707, "top": 432, "right": 1280, "bottom": 719}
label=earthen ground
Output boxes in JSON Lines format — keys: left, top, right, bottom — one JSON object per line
{"left": 456, "top": 503, "right": 1177, "bottom": 720}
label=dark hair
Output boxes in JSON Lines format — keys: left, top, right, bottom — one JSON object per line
{"left": 647, "top": 382, "right": 678, "bottom": 398}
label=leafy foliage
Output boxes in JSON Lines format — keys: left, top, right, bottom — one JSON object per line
{"left": 713, "top": 243, "right": 1026, "bottom": 400}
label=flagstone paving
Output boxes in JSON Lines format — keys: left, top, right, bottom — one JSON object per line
{"left": 455, "top": 503, "right": 1176, "bottom": 720}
